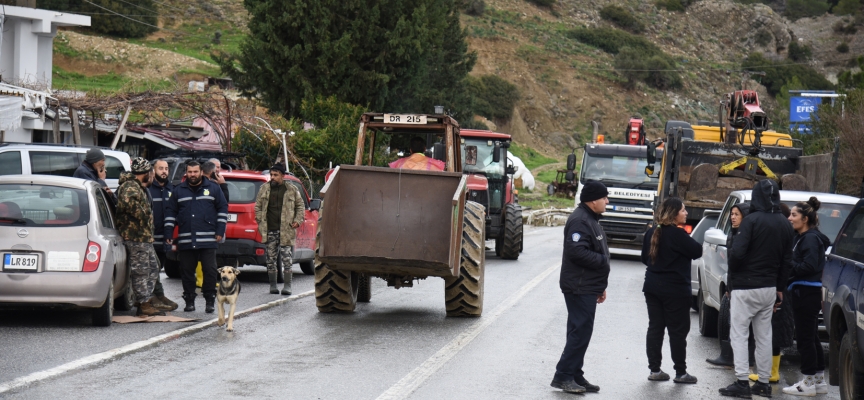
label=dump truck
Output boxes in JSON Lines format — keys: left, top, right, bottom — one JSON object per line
{"left": 459, "top": 129, "right": 523, "bottom": 260}
{"left": 314, "top": 112, "right": 486, "bottom": 317}
{"left": 645, "top": 120, "right": 836, "bottom": 227}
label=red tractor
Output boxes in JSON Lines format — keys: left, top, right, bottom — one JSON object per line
{"left": 459, "top": 129, "right": 523, "bottom": 259}
{"left": 625, "top": 117, "right": 646, "bottom": 145}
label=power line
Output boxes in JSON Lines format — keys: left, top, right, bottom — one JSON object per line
{"left": 570, "top": 56, "right": 864, "bottom": 72}
{"left": 110, "top": 0, "right": 160, "bottom": 16}
{"left": 82, "top": 0, "right": 179, "bottom": 34}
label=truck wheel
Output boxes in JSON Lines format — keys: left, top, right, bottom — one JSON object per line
{"left": 163, "top": 258, "right": 180, "bottom": 279}
{"left": 92, "top": 281, "right": 114, "bottom": 327}
{"left": 445, "top": 201, "right": 486, "bottom": 317}
{"left": 299, "top": 261, "right": 315, "bottom": 275}
{"left": 700, "top": 295, "right": 719, "bottom": 337}
{"left": 357, "top": 274, "right": 371, "bottom": 303}
{"left": 718, "top": 294, "right": 731, "bottom": 341}
{"left": 314, "top": 211, "right": 359, "bottom": 313}
{"left": 840, "top": 332, "right": 864, "bottom": 400}
{"left": 500, "top": 203, "right": 522, "bottom": 260}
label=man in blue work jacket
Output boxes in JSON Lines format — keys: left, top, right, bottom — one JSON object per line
{"left": 164, "top": 160, "right": 229, "bottom": 314}
{"left": 147, "top": 159, "right": 178, "bottom": 311}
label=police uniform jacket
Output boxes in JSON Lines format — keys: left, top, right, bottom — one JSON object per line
{"left": 148, "top": 180, "right": 174, "bottom": 251}
{"left": 164, "top": 178, "right": 228, "bottom": 251}
{"left": 560, "top": 202, "right": 611, "bottom": 295}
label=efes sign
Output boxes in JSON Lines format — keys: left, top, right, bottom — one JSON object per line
{"left": 790, "top": 97, "right": 818, "bottom": 123}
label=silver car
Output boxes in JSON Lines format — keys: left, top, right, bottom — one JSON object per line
{"left": 0, "top": 176, "right": 130, "bottom": 326}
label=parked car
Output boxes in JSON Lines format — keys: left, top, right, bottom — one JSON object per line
{"left": 0, "top": 175, "right": 131, "bottom": 326}
{"left": 690, "top": 210, "right": 720, "bottom": 311}
{"left": 0, "top": 143, "right": 131, "bottom": 191}
{"left": 823, "top": 198, "right": 864, "bottom": 397}
{"left": 151, "top": 150, "right": 246, "bottom": 186}
{"left": 163, "top": 171, "right": 320, "bottom": 277}
{"left": 697, "top": 190, "right": 858, "bottom": 337}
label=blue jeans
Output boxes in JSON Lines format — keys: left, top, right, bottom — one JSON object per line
{"left": 554, "top": 292, "right": 598, "bottom": 382}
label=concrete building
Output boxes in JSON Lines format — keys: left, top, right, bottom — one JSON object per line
{"left": 0, "top": 5, "right": 89, "bottom": 143}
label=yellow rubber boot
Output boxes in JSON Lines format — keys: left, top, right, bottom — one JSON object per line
{"left": 749, "top": 355, "right": 781, "bottom": 383}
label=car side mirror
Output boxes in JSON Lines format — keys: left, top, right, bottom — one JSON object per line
{"left": 645, "top": 142, "right": 656, "bottom": 177}
{"left": 704, "top": 228, "right": 727, "bottom": 246}
{"left": 309, "top": 199, "right": 322, "bottom": 211}
{"left": 506, "top": 165, "right": 517, "bottom": 175}
{"left": 493, "top": 143, "right": 501, "bottom": 163}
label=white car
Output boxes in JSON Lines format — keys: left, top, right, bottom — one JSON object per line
{"left": 690, "top": 210, "right": 720, "bottom": 311}
{"left": 0, "top": 175, "right": 130, "bottom": 326}
{"left": 0, "top": 143, "right": 131, "bottom": 191}
{"left": 696, "top": 190, "right": 859, "bottom": 337}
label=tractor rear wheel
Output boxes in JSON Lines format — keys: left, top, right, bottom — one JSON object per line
{"left": 499, "top": 203, "right": 523, "bottom": 260}
{"left": 445, "top": 201, "right": 485, "bottom": 317}
{"left": 357, "top": 274, "right": 371, "bottom": 303}
{"left": 314, "top": 211, "right": 359, "bottom": 313}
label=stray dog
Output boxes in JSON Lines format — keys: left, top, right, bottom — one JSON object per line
{"left": 216, "top": 267, "right": 241, "bottom": 331}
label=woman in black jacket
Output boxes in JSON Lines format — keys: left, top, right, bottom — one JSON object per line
{"left": 782, "top": 197, "right": 830, "bottom": 396}
{"left": 642, "top": 197, "right": 703, "bottom": 384}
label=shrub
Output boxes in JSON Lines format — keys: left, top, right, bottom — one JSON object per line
{"left": 742, "top": 52, "right": 834, "bottom": 96}
{"left": 599, "top": 5, "right": 645, "bottom": 33}
{"left": 834, "top": 20, "right": 858, "bottom": 34}
{"left": 785, "top": 0, "right": 830, "bottom": 20}
{"left": 614, "top": 46, "right": 682, "bottom": 90}
{"left": 838, "top": 42, "right": 851, "bottom": 53}
{"left": 526, "top": 0, "right": 555, "bottom": 7}
{"left": 464, "top": 0, "right": 486, "bottom": 16}
{"left": 656, "top": 0, "right": 685, "bottom": 12}
{"left": 467, "top": 75, "right": 520, "bottom": 120}
{"left": 833, "top": 0, "right": 860, "bottom": 16}
{"left": 788, "top": 42, "right": 813, "bottom": 61}
{"left": 755, "top": 29, "right": 773, "bottom": 46}
{"left": 566, "top": 27, "right": 661, "bottom": 55}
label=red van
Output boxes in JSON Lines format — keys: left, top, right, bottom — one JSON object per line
{"left": 165, "top": 171, "right": 319, "bottom": 276}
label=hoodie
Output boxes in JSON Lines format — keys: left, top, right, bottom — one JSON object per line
{"left": 787, "top": 228, "right": 831, "bottom": 288}
{"left": 728, "top": 179, "right": 794, "bottom": 292}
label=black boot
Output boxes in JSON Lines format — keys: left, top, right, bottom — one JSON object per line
{"left": 204, "top": 295, "right": 215, "bottom": 314}
{"left": 183, "top": 294, "right": 196, "bottom": 312}
{"left": 719, "top": 380, "right": 752, "bottom": 398}
{"left": 707, "top": 339, "right": 735, "bottom": 367}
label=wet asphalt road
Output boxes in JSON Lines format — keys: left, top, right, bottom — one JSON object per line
{"left": 1, "top": 226, "right": 841, "bottom": 399}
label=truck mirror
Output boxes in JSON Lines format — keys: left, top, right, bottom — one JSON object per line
{"left": 645, "top": 165, "right": 655, "bottom": 176}
{"left": 493, "top": 143, "right": 501, "bottom": 163}
{"left": 506, "top": 165, "right": 517, "bottom": 175}
{"left": 646, "top": 142, "right": 656, "bottom": 165}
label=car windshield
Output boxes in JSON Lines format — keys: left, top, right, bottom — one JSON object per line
{"left": 461, "top": 138, "right": 504, "bottom": 178}
{"left": 224, "top": 179, "right": 264, "bottom": 204}
{"left": 0, "top": 184, "right": 89, "bottom": 227}
{"left": 782, "top": 201, "right": 854, "bottom": 244}
{"left": 581, "top": 153, "right": 659, "bottom": 189}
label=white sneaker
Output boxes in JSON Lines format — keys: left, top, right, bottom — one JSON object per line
{"left": 814, "top": 376, "right": 828, "bottom": 394}
{"left": 783, "top": 379, "right": 817, "bottom": 397}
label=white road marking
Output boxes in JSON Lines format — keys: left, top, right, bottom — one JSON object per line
{"left": 0, "top": 290, "right": 315, "bottom": 395}
{"left": 375, "top": 262, "right": 561, "bottom": 400}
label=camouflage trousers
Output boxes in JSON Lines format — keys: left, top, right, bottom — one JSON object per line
{"left": 266, "top": 231, "right": 293, "bottom": 273}
{"left": 125, "top": 241, "right": 160, "bottom": 304}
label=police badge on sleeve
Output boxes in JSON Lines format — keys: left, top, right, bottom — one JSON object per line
{"left": 571, "top": 233, "right": 581, "bottom": 242}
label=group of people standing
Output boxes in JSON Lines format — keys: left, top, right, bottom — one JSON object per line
{"left": 551, "top": 179, "right": 831, "bottom": 398}
{"left": 73, "top": 148, "right": 305, "bottom": 317}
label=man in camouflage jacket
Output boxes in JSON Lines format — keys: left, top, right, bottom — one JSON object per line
{"left": 254, "top": 164, "right": 305, "bottom": 295}
{"left": 116, "top": 158, "right": 164, "bottom": 317}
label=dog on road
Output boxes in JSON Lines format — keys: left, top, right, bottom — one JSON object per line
{"left": 216, "top": 267, "right": 241, "bottom": 331}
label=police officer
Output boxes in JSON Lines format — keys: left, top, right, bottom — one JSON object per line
{"left": 551, "top": 180, "right": 610, "bottom": 394}
{"left": 164, "top": 161, "right": 229, "bottom": 313}
{"left": 254, "top": 163, "right": 305, "bottom": 295}
{"left": 147, "top": 159, "right": 178, "bottom": 311}
{"left": 116, "top": 158, "right": 163, "bottom": 316}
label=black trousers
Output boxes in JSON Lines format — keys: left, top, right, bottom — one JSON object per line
{"left": 178, "top": 248, "right": 217, "bottom": 298}
{"left": 791, "top": 285, "right": 825, "bottom": 375}
{"left": 554, "top": 293, "right": 598, "bottom": 382}
{"left": 645, "top": 293, "right": 691, "bottom": 375}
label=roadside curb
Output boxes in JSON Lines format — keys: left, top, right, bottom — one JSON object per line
{"left": 0, "top": 290, "right": 314, "bottom": 395}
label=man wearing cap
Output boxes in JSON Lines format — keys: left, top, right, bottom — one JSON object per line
{"left": 551, "top": 180, "right": 611, "bottom": 394}
{"left": 116, "top": 158, "right": 165, "bottom": 317}
{"left": 74, "top": 148, "right": 115, "bottom": 203}
{"left": 254, "top": 163, "right": 305, "bottom": 295}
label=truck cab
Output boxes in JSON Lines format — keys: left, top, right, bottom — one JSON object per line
{"left": 823, "top": 199, "right": 864, "bottom": 396}
{"left": 576, "top": 143, "right": 660, "bottom": 256}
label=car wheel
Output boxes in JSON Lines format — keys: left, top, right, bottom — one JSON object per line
{"left": 718, "top": 294, "right": 731, "bottom": 341}
{"left": 699, "top": 294, "right": 719, "bottom": 337}
{"left": 299, "top": 261, "right": 314, "bottom": 275}
{"left": 840, "top": 332, "right": 864, "bottom": 400}
{"left": 92, "top": 281, "right": 114, "bottom": 327}
{"left": 114, "top": 278, "right": 134, "bottom": 311}
{"left": 163, "top": 258, "right": 181, "bottom": 279}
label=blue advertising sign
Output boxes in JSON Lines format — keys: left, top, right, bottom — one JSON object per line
{"left": 790, "top": 97, "right": 818, "bottom": 123}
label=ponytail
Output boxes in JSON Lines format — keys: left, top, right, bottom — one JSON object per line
{"left": 650, "top": 197, "right": 684, "bottom": 264}
{"left": 794, "top": 196, "right": 821, "bottom": 229}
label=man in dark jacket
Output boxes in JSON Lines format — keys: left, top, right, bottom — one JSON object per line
{"left": 202, "top": 160, "right": 229, "bottom": 202}
{"left": 73, "top": 148, "right": 114, "bottom": 202}
{"left": 719, "top": 179, "right": 794, "bottom": 399}
{"left": 146, "top": 159, "right": 178, "bottom": 311}
{"left": 551, "top": 180, "right": 610, "bottom": 394}
{"left": 164, "top": 161, "right": 229, "bottom": 314}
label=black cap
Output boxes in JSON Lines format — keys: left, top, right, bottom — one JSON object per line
{"left": 270, "top": 163, "right": 287, "bottom": 175}
{"left": 580, "top": 180, "right": 609, "bottom": 203}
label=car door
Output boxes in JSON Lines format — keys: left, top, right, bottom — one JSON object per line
{"left": 831, "top": 206, "right": 864, "bottom": 350}
{"left": 288, "top": 180, "right": 316, "bottom": 251}
{"left": 691, "top": 213, "right": 719, "bottom": 295}
{"left": 93, "top": 187, "right": 126, "bottom": 295}
{"left": 704, "top": 196, "right": 739, "bottom": 305}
